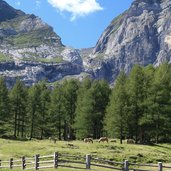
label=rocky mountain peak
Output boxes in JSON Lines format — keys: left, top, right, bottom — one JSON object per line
{"left": 18, "top": 14, "right": 51, "bottom": 33}
{"left": 86, "top": 0, "right": 171, "bottom": 83}
{"left": 0, "top": 0, "right": 84, "bottom": 86}
{"left": 0, "top": 1, "right": 64, "bottom": 59}
{"left": 0, "top": 0, "right": 171, "bottom": 86}
{"left": 0, "top": 0, "right": 25, "bottom": 22}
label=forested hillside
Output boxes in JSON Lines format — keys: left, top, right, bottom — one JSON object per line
{"left": 0, "top": 63, "right": 171, "bottom": 144}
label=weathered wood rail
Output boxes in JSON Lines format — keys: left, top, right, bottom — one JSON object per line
{"left": 0, "top": 152, "right": 170, "bottom": 170}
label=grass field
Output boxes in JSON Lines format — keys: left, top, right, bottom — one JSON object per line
{"left": 0, "top": 138, "right": 171, "bottom": 171}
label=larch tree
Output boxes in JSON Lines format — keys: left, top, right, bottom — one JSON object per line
{"left": 74, "top": 78, "right": 93, "bottom": 139}
{"left": 10, "top": 79, "right": 27, "bottom": 138}
{"left": 126, "top": 65, "right": 145, "bottom": 143}
{"left": 27, "top": 84, "right": 41, "bottom": 140}
{"left": 105, "top": 71, "right": 128, "bottom": 144}
{"left": 0, "top": 77, "right": 10, "bottom": 136}
{"left": 49, "top": 83, "right": 66, "bottom": 140}
{"left": 63, "top": 79, "right": 80, "bottom": 140}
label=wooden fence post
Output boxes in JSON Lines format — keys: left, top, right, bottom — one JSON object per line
{"left": 124, "top": 160, "right": 129, "bottom": 171}
{"left": 158, "top": 162, "right": 163, "bottom": 171}
{"left": 86, "top": 154, "right": 91, "bottom": 169}
{"left": 35, "top": 154, "right": 40, "bottom": 170}
{"left": 22, "top": 156, "right": 26, "bottom": 170}
{"left": 54, "top": 152, "right": 58, "bottom": 168}
{"left": 9, "top": 158, "right": 13, "bottom": 169}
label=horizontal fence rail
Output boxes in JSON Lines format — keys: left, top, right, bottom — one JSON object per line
{"left": 0, "top": 152, "right": 170, "bottom": 170}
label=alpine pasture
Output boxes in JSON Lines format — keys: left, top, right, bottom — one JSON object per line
{"left": 1, "top": 138, "right": 171, "bottom": 171}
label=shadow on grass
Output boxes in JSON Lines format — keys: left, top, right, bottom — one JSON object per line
{"left": 58, "top": 164, "right": 85, "bottom": 170}
{"left": 152, "top": 143, "right": 171, "bottom": 150}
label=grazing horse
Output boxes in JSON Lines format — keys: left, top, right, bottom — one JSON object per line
{"left": 49, "top": 137, "right": 57, "bottom": 143}
{"left": 84, "top": 138, "right": 93, "bottom": 143}
{"left": 126, "top": 139, "right": 135, "bottom": 144}
{"left": 98, "top": 137, "right": 108, "bottom": 143}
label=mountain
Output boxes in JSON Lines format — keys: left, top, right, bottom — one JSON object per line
{"left": 0, "top": 0, "right": 24, "bottom": 22}
{"left": 0, "top": 0, "right": 83, "bottom": 86}
{"left": 85, "top": 0, "right": 171, "bottom": 83}
{"left": 0, "top": 0, "right": 171, "bottom": 86}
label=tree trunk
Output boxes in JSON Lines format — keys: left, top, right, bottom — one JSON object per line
{"left": 40, "top": 110, "right": 45, "bottom": 140}
{"left": 58, "top": 112, "right": 61, "bottom": 140}
{"left": 14, "top": 112, "right": 17, "bottom": 138}
{"left": 30, "top": 110, "right": 35, "bottom": 140}
{"left": 155, "top": 114, "right": 160, "bottom": 144}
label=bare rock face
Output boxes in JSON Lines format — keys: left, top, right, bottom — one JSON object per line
{"left": 0, "top": 0, "right": 171, "bottom": 86}
{"left": 18, "top": 15, "right": 49, "bottom": 33}
{"left": 61, "top": 47, "right": 82, "bottom": 65}
{"left": 0, "top": 12, "right": 64, "bottom": 59}
{"left": 0, "top": 0, "right": 83, "bottom": 86}
{"left": 0, "top": 0, "right": 24, "bottom": 22}
{"left": 86, "top": 0, "right": 171, "bottom": 83}
{"left": 0, "top": 61, "right": 83, "bottom": 87}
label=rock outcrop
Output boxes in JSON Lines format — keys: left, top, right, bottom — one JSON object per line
{"left": 0, "top": 0, "right": 171, "bottom": 85}
{"left": 86, "top": 0, "right": 171, "bottom": 83}
{"left": 0, "top": 0, "right": 83, "bottom": 86}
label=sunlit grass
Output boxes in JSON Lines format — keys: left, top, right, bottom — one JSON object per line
{"left": 0, "top": 138, "right": 171, "bottom": 170}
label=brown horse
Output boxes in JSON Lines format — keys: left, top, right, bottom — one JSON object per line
{"left": 84, "top": 138, "right": 93, "bottom": 143}
{"left": 98, "top": 137, "right": 108, "bottom": 143}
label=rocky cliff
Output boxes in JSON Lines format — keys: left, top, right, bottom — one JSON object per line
{"left": 85, "top": 0, "right": 171, "bottom": 83}
{"left": 0, "top": 0, "right": 171, "bottom": 85}
{"left": 0, "top": 0, "right": 83, "bottom": 86}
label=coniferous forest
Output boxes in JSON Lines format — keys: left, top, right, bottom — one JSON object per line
{"left": 0, "top": 63, "right": 171, "bottom": 144}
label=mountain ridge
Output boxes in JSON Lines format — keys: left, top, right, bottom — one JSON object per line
{"left": 0, "top": 0, "right": 171, "bottom": 85}
{"left": 0, "top": 0, "right": 25, "bottom": 22}
{"left": 85, "top": 0, "right": 171, "bottom": 83}
{"left": 0, "top": 0, "right": 85, "bottom": 86}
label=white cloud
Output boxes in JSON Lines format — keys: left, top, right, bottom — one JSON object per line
{"left": 15, "top": 1, "right": 21, "bottom": 6}
{"left": 36, "top": 0, "right": 41, "bottom": 9}
{"left": 47, "top": 0, "right": 103, "bottom": 21}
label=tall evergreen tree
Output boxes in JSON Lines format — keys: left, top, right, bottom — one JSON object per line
{"left": 126, "top": 65, "right": 145, "bottom": 143}
{"left": 49, "top": 83, "right": 66, "bottom": 140}
{"left": 90, "top": 80, "right": 110, "bottom": 139}
{"left": 0, "top": 77, "right": 10, "bottom": 136}
{"left": 27, "top": 84, "right": 41, "bottom": 140}
{"left": 63, "top": 79, "right": 80, "bottom": 140}
{"left": 74, "top": 78, "right": 93, "bottom": 139}
{"left": 139, "top": 65, "right": 155, "bottom": 143}
{"left": 150, "top": 63, "right": 171, "bottom": 143}
{"left": 105, "top": 71, "right": 128, "bottom": 144}
{"left": 38, "top": 81, "right": 51, "bottom": 139}
{"left": 10, "top": 79, "right": 27, "bottom": 138}
{"left": 74, "top": 79, "right": 110, "bottom": 139}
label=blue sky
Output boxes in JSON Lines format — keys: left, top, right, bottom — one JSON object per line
{"left": 5, "top": 0, "right": 134, "bottom": 49}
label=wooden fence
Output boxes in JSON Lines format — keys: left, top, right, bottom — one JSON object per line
{"left": 0, "top": 152, "right": 171, "bottom": 170}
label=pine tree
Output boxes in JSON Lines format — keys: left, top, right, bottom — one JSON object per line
{"left": 90, "top": 80, "right": 110, "bottom": 139}
{"left": 105, "top": 71, "right": 128, "bottom": 144}
{"left": 38, "top": 81, "right": 51, "bottom": 139}
{"left": 126, "top": 65, "right": 145, "bottom": 143}
{"left": 74, "top": 78, "right": 93, "bottom": 139}
{"left": 74, "top": 79, "right": 110, "bottom": 139}
{"left": 63, "top": 79, "right": 80, "bottom": 140}
{"left": 49, "top": 83, "right": 66, "bottom": 140}
{"left": 139, "top": 65, "right": 155, "bottom": 143}
{"left": 10, "top": 79, "right": 27, "bottom": 138}
{"left": 150, "top": 63, "right": 171, "bottom": 143}
{"left": 0, "top": 77, "right": 10, "bottom": 136}
{"left": 27, "top": 84, "right": 41, "bottom": 140}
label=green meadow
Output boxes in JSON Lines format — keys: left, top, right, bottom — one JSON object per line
{"left": 0, "top": 138, "right": 171, "bottom": 171}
